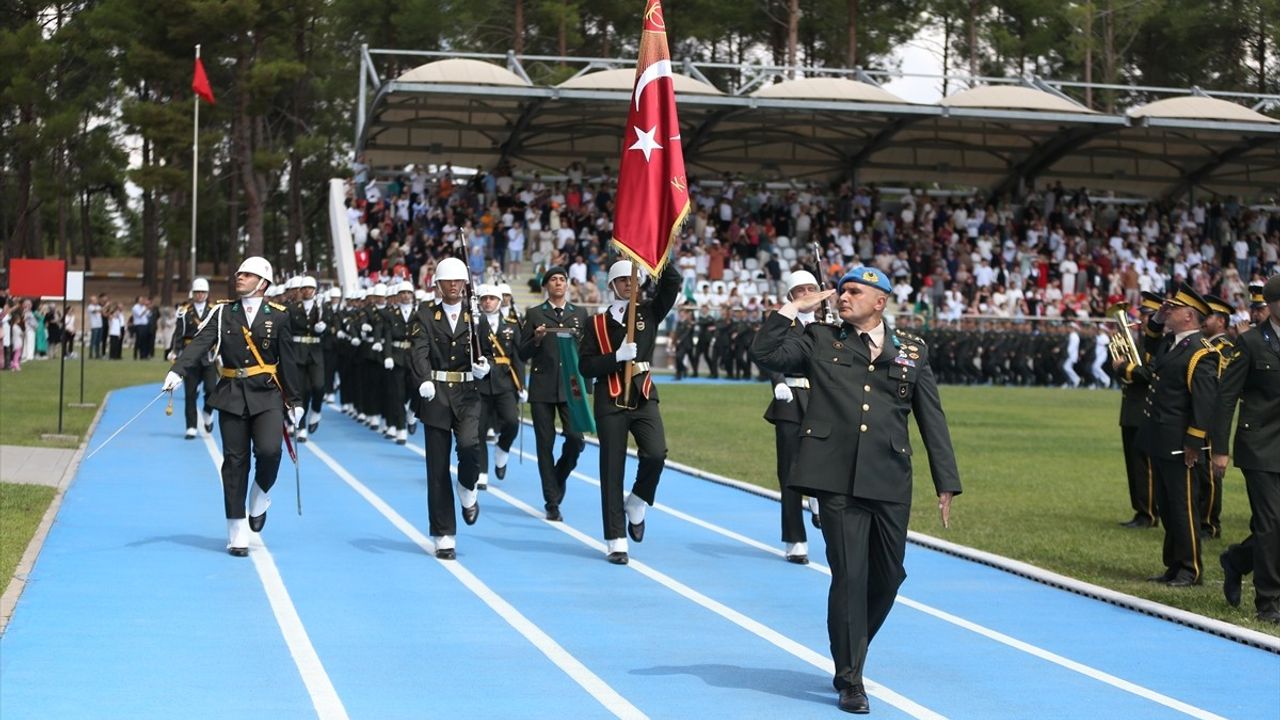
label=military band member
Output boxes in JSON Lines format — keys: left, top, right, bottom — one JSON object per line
{"left": 1199, "top": 294, "right": 1236, "bottom": 539}
{"left": 1214, "top": 275, "right": 1280, "bottom": 624}
{"left": 167, "top": 277, "right": 218, "bottom": 439}
{"left": 519, "top": 266, "right": 589, "bottom": 522}
{"left": 579, "top": 261, "right": 682, "bottom": 565}
{"left": 1115, "top": 291, "right": 1164, "bottom": 529}
{"left": 163, "top": 257, "right": 302, "bottom": 557}
{"left": 474, "top": 284, "right": 527, "bottom": 488}
{"left": 287, "top": 276, "right": 326, "bottom": 440}
{"left": 409, "top": 258, "right": 486, "bottom": 560}
{"left": 1137, "top": 283, "right": 1218, "bottom": 587}
{"left": 751, "top": 266, "right": 961, "bottom": 715}
{"left": 378, "top": 280, "right": 417, "bottom": 445}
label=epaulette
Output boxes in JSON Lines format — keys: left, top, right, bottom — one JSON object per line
{"left": 1199, "top": 337, "right": 1215, "bottom": 351}
{"left": 268, "top": 301, "right": 287, "bottom": 312}
{"left": 176, "top": 303, "right": 190, "bottom": 317}
{"left": 215, "top": 299, "right": 230, "bottom": 304}
{"left": 505, "top": 315, "right": 519, "bottom": 324}
{"left": 894, "top": 328, "right": 924, "bottom": 344}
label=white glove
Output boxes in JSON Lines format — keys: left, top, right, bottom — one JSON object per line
{"left": 361, "top": 323, "right": 372, "bottom": 333}
{"left": 472, "top": 357, "right": 490, "bottom": 379}
{"left": 518, "top": 389, "right": 528, "bottom": 403}
{"left": 289, "top": 406, "right": 305, "bottom": 426}
{"left": 337, "top": 330, "right": 347, "bottom": 339}
{"left": 774, "top": 383, "right": 794, "bottom": 403}
{"left": 351, "top": 338, "right": 360, "bottom": 347}
{"left": 418, "top": 381, "right": 436, "bottom": 401}
{"left": 383, "top": 357, "right": 394, "bottom": 370}
{"left": 166, "top": 351, "right": 177, "bottom": 362}
{"left": 616, "top": 342, "right": 638, "bottom": 362}
{"left": 314, "top": 321, "right": 327, "bottom": 333}
{"left": 371, "top": 342, "right": 383, "bottom": 352}
{"left": 162, "top": 371, "right": 182, "bottom": 391}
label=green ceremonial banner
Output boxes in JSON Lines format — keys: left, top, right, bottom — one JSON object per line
{"left": 557, "top": 333, "right": 596, "bottom": 434}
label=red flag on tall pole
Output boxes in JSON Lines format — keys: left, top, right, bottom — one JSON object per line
{"left": 192, "top": 57, "right": 216, "bottom": 104}
{"left": 611, "top": 0, "right": 690, "bottom": 277}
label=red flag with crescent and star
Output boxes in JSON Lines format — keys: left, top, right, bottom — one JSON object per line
{"left": 611, "top": 0, "right": 690, "bottom": 277}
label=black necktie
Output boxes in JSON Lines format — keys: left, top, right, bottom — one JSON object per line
{"left": 554, "top": 307, "right": 564, "bottom": 321}
{"left": 860, "top": 332, "right": 873, "bottom": 357}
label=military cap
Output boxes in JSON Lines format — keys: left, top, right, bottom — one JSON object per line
{"left": 1203, "top": 294, "right": 1232, "bottom": 317}
{"left": 1248, "top": 283, "right": 1266, "bottom": 307}
{"left": 1139, "top": 291, "right": 1164, "bottom": 312}
{"left": 1168, "top": 282, "right": 1210, "bottom": 316}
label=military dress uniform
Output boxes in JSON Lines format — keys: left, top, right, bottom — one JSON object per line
{"left": 287, "top": 298, "right": 326, "bottom": 433}
{"left": 321, "top": 296, "right": 342, "bottom": 399}
{"left": 764, "top": 312, "right": 816, "bottom": 556}
{"left": 1215, "top": 312, "right": 1280, "bottom": 620}
{"left": 168, "top": 300, "right": 218, "bottom": 435}
{"left": 750, "top": 269, "right": 961, "bottom": 703}
{"left": 475, "top": 311, "right": 525, "bottom": 478}
{"left": 377, "top": 301, "right": 416, "bottom": 442}
{"left": 579, "top": 264, "right": 683, "bottom": 557}
{"left": 672, "top": 315, "right": 696, "bottom": 379}
{"left": 169, "top": 297, "right": 301, "bottom": 552}
{"left": 359, "top": 301, "right": 388, "bottom": 427}
{"left": 1115, "top": 292, "right": 1165, "bottom": 529}
{"left": 519, "top": 297, "right": 589, "bottom": 517}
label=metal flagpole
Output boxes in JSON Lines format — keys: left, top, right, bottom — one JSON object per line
{"left": 190, "top": 44, "right": 200, "bottom": 284}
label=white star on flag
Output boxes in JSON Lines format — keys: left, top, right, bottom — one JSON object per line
{"left": 629, "top": 125, "right": 663, "bottom": 162}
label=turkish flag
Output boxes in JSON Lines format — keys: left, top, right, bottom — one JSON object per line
{"left": 611, "top": 0, "right": 690, "bottom": 277}
{"left": 192, "top": 57, "right": 216, "bottom": 105}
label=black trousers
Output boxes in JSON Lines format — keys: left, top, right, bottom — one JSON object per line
{"left": 218, "top": 407, "right": 283, "bottom": 519}
{"left": 816, "top": 492, "right": 909, "bottom": 691}
{"left": 299, "top": 355, "right": 324, "bottom": 415}
{"left": 695, "top": 341, "right": 713, "bottom": 377}
{"left": 478, "top": 390, "right": 519, "bottom": 472}
{"left": 1195, "top": 448, "right": 1223, "bottom": 537}
{"left": 1121, "top": 425, "right": 1157, "bottom": 524}
{"left": 360, "top": 359, "right": 382, "bottom": 416}
{"left": 109, "top": 335, "right": 122, "bottom": 359}
{"left": 1223, "top": 469, "right": 1280, "bottom": 614}
{"left": 383, "top": 364, "right": 407, "bottom": 429}
{"left": 1151, "top": 456, "right": 1203, "bottom": 582}
{"left": 323, "top": 347, "right": 339, "bottom": 395}
{"left": 423, "top": 413, "right": 480, "bottom": 538}
{"left": 597, "top": 399, "right": 667, "bottom": 540}
{"left": 531, "top": 401, "right": 584, "bottom": 511}
{"left": 674, "top": 345, "right": 695, "bottom": 379}
{"left": 338, "top": 350, "right": 357, "bottom": 407}
{"left": 774, "top": 421, "right": 808, "bottom": 544}
{"left": 182, "top": 363, "right": 216, "bottom": 430}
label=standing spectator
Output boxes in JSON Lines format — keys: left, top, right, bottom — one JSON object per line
{"left": 130, "top": 296, "right": 149, "bottom": 359}
{"left": 7, "top": 308, "right": 25, "bottom": 371}
{"left": 107, "top": 303, "right": 125, "bottom": 360}
{"left": 88, "top": 295, "right": 104, "bottom": 358}
{"left": 62, "top": 307, "right": 77, "bottom": 358}
{"left": 507, "top": 220, "right": 526, "bottom": 277}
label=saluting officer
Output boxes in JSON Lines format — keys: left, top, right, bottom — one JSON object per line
{"left": 519, "top": 266, "right": 588, "bottom": 522}
{"left": 1137, "top": 283, "right": 1218, "bottom": 587}
{"left": 1214, "top": 275, "right": 1280, "bottom": 624}
{"left": 579, "top": 260, "right": 682, "bottom": 565}
{"left": 287, "top": 276, "right": 326, "bottom": 440}
{"left": 163, "top": 257, "right": 302, "bottom": 557}
{"left": 409, "top": 257, "right": 487, "bottom": 560}
{"left": 751, "top": 266, "right": 960, "bottom": 715}
{"left": 764, "top": 270, "right": 823, "bottom": 564}
{"left": 167, "top": 277, "right": 218, "bottom": 439}
{"left": 1114, "top": 291, "right": 1165, "bottom": 529}
{"left": 378, "top": 280, "right": 417, "bottom": 445}
{"left": 474, "top": 284, "right": 527, "bottom": 488}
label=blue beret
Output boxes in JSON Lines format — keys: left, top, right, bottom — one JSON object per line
{"left": 838, "top": 266, "right": 892, "bottom": 294}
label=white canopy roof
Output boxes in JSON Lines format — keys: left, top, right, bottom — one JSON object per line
{"left": 752, "top": 77, "right": 906, "bottom": 104}
{"left": 396, "top": 58, "right": 529, "bottom": 86}
{"left": 1128, "top": 95, "right": 1278, "bottom": 124}
{"left": 558, "top": 68, "right": 721, "bottom": 95}
{"left": 941, "top": 85, "right": 1095, "bottom": 114}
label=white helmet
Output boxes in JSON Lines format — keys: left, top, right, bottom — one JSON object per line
{"left": 498, "top": 283, "right": 513, "bottom": 297}
{"left": 786, "top": 270, "right": 819, "bottom": 297}
{"left": 236, "top": 256, "right": 274, "bottom": 284}
{"left": 299, "top": 276, "right": 317, "bottom": 289}
{"left": 395, "top": 280, "right": 415, "bottom": 296}
{"left": 368, "top": 282, "right": 388, "bottom": 297}
{"left": 327, "top": 287, "right": 342, "bottom": 299}
{"left": 285, "top": 276, "right": 300, "bottom": 290}
{"left": 606, "top": 260, "right": 646, "bottom": 287}
{"left": 414, "top": 289, "right": 429, "bottom": 302}
{"left": 476, "top": 284, "right": 501, "bottom": 299}
{"left": 191, "top": 277, "right": 210, "bottom": 293}
{"left": 349, "top": 288, "right": 366, "bottom": 301}
{"left": 435, "top": 257, "right": 469, "bottom": 283}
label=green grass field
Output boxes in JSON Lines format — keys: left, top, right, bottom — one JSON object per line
{"left": 657, "top": 382, "right": 1277, "bottom": 637}
{"left": 0, "top": 483, "right": 57, "bottom": 587}
{"left": 0, "top": 358, "right": 163, "bottom": 447}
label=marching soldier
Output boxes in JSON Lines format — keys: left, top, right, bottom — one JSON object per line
{"left": 321, "top": 287, "right": 342, "bottom": 403}
{"left": 1137, "top": 283, "right": 1218, "bottom": 587}
{"left": 519, "top": 266, "right": 588, "bottom": 522}
{"left": 409, "top": 257, "right": 486, "bottom": 560}
{"left": 1115, "top": 291, "right": 1164, "bottom": 529}
{"left": 672, "top": 307, "right": 696, "bottom": 380}
{"left": 338, "top": 289, "right": 364, "bottom": 418}
{"left": 474, "top": 284, "right": 527, "bottom": 488}
{"left": 763, "top": 270, "right": 822, "bottom": 564}
{"left": 167, "top": 277, "right": 218, "bottom": 439}
{"left": 1214, "top": 275, "right": 1280, "bottom": 624}
{"left": 287, "top": 276, "right": 326, "bottom": 440}
{"left": 498, "top": 282, "right": 521, "bottom": 324}
{"left": 361, "top": 283, "right": 389, "bottom": 432}
{"left": 579, "top": 260, "right": 682, "bottom": 564}
{"left": 162, "top": 257, "right": 301, "bottom": 557}
{"left": 377, "top": 280, "right": 417, "bottom": 444}
{"left": 695, "top": 308, "right": 716, "bottom": 378}
{"left": 1199, "top": 294, "right": 1236, "bottom": 539}
{"left": 750, "top": 265, "right": 960, "bottom": 715}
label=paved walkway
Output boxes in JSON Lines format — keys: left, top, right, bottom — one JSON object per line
{"left": 0, "top": 446, "right": 76, "bottom": 487}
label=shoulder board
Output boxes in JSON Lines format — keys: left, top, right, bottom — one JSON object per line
{"left": 894, "top": 328, "right": 922, "bottom": 342}
{"left": 268, "top": 301, "right": 287, "bottom": 312}
{"left": 1198, "top": 337, "right": 1216, "bottom": 351}
{"left": 215, "top": 299, "right": 230, "bottom": 305}
{"left": 505, "top": 316, "right": 518, "bottom": 325}
{"left": 176, "top": 304, "right": 189, "bottom": 317}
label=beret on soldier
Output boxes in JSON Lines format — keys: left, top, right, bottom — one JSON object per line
{"left": 838, "top": 266, "right": 892, "bottom": 294}
{"left": 542, "top": 266, "right": 568, "bottom": 286}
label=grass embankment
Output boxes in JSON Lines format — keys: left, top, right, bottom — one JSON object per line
{"left": 0, "top": 358, "right": 162, "bottom": 447}
{"left": 657, "top": 382, "right": 1275, "bottom": 636}
{"left": 0, "top": 484, "right": 57, "bottom": 586}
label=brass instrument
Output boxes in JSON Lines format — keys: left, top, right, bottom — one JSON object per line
{"left": 1105, "top": 302, "right": 1143, "bottom": 368}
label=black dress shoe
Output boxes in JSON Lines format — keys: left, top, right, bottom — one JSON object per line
{"left": 1167, "top": 573, "right": 1201, "bottom": 588}
{"left": 435, "top": 547, "right": 456, "bottom": 560}
{"left": 628, "top": 519, "right": 645, "bottom": 543}
{"left": 837, "top": 686, "right": 870, "bottom": 714}
{"left": 545, "top": 507, "right": 563, "bottom": 522}
{"left": 607, "top": 551, "right": 629, "bottom": 565}
{"left": 495, "top": 463, "right": 507, "bottom": 480}
{"left": 1121, "top": 516, "right": 1155, "bottom": 529}
{"left": 228, "top": 547, "right": 248, "bottom": 557}
{"left": 462, "top": 501, "right": 480, "bottom": 526}
{"left": 1221, "top": 552, "right": 1242, "bottom": 607}
{"left": 1257, "top": 610, "right": 1280, "bottom": 624}
{"left": 1146, "top": 570, "right": 1176, "bottom": 583}
{"left": 811, "top": 513, "right": 822, "bottom": 529}
{"left": 308, "top": 421, "right": 319, "bottom": 434}
{"left": 786, "top": 554, "right": 809, "bottom": 565}
{"left": 249, "top": 512, "right": 266, "bottom": 533}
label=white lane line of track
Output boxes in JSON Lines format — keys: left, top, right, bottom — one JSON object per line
{"left": 198, "top": 431, "right": 350, "bottom": 720}
{"left": 305, "top": 440, "right": 647, "bottom": 720}
{"left": 530, "top": 449, "right": 1228, "bottom": 720}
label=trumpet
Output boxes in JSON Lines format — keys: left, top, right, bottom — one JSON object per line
{"left": 1105, "top": 302, "right": 1143, "bottom": 368}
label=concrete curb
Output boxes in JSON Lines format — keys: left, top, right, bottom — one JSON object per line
{"left": 0, "top": 392, "right": 109, "bottom": 635}
{"left": 548, "top": 420, "right": 1280, "bottom": 654}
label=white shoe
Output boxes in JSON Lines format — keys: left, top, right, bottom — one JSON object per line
{"left": 356, "top": 412, "right": 367, "bottom": 422}
{"left": 494, "top": 448, "right": 509, "bottom": 469}
{"left": 476, "top": 472, "right": 488, "bottom": 490}
{"left": 184, "top": 427, "right": 197, "bottom": 439}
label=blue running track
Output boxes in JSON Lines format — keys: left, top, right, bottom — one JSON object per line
{"left": 2, "top": 385, "right": 1276, "bottom": 719}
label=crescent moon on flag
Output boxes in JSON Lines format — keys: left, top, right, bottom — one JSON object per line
{"left": 634, "top": 59, "right": 674, "bottom": 113}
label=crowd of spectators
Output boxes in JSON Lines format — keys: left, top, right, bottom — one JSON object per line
{"left": 0, "top": 293, "right": 168, "bottom": 370}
